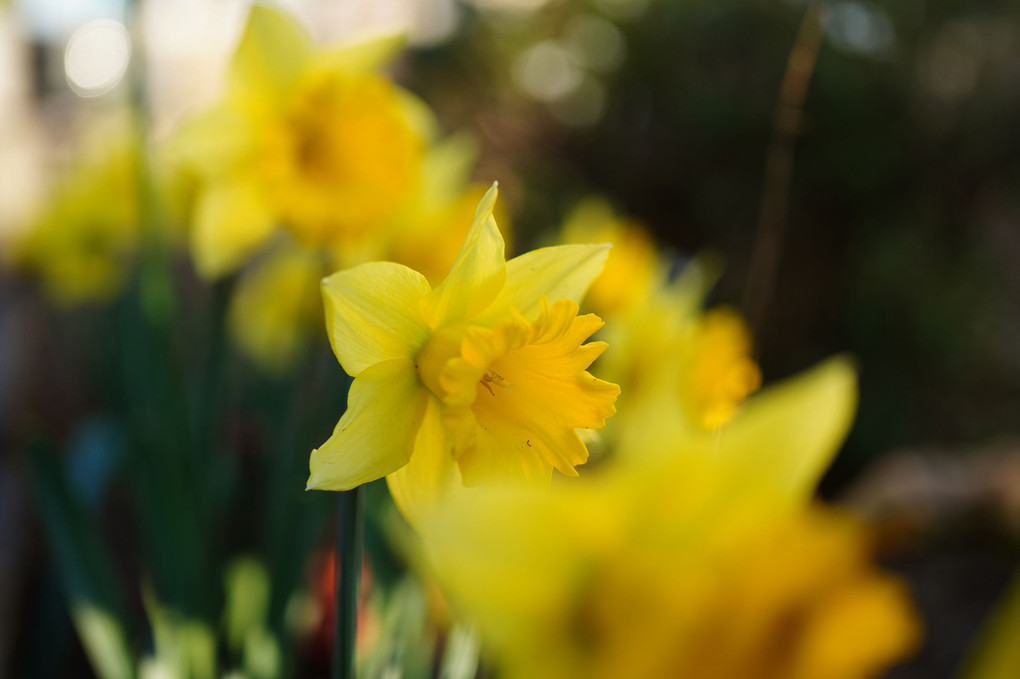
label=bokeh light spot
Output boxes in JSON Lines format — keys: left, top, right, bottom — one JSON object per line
{"left": 514, "top": 40, "right": 583, "bottom": 102}
{"left": 64, "top": 19, "right": 131, "bottom": 98}
{"left": 827, "top": 1, "right": 895, "bottom": 58}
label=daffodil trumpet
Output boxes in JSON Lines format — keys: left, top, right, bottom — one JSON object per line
{"left": 307, "top": 183, "right": 620, "bottom": 520}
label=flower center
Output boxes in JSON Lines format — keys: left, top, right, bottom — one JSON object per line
{"left": 261, "top": 72, "right": 424, "bottom": 245}
{"left": 479, "top": 369, "right": 513, "bottom": 396}
{"left": 428, "top": 299, "right": 620, "bottom": 485}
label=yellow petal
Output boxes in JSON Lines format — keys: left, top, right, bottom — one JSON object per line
{"left": 230, "top": 4, "right": 311, "bottom": 98}
{"left": 307, "top": 358, "right": 427, "bottom": 490}
{"left": 321, "top": 262, "right": 432, "bottom": 377}
{"left": 478, "top": 243, "right": 610, "bottom": 324}
{"left": 421, "top": 183, "right": 506, "bottom": 327}
{"left": 162, "top": 106, "right": 255, "bottom": 180}
{"left": 711, "top": 356, "right": 858, "bottom": 503}
{"left": 191, "top": 179, "right": 276, "bottom": 279}
{"left": 385, "top": 396, "right": 460, "bottom": 525}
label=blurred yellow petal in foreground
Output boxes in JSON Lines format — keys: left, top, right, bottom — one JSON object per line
{"left": 308, "top": 185, "right": 619, "bottom": 521}
{"left": 421, "top": 449, "right": 921, "bottom": 679}
{"left": 166, "top": 4, "right": 428, "bottom": 279}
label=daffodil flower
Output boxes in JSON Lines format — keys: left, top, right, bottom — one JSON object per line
{"left": 307, "top": 185, "right": 620, "bottom": 516}
{"left": 167, "top": 5, "right": 430, "bottom": 278}
{"left": 12, "top": 128, "right": 141, "bottom": 305}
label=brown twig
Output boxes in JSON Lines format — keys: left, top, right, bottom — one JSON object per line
{"left": 742, "top": 3, "right": 830, "bottom": 344}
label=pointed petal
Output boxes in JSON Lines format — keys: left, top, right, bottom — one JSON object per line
{"left": 230, "top": 5, "right": 311, "bottom": 97}
{"left": 713, "top": 356, "right": 858, "bottom": 502}
{"left": 307, "top": 358, "right": 427, "bottom": 490}
{"left": 385, "top": 396, "right": 461, "bottom": 525}
{"left": 421, "top": 183, "right": 506, "bottom": 326}
{"left": 479, "top": 243, "right": 610, "bottom": 323}
{"left": 191, "top": 179, "right": 276, "bottom": 279}
{"left": 322, "top": 262, "right": 432, "bottom": 376}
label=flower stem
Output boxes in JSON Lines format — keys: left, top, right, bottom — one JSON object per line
{"left": 334, "top": 487, "right": 363, "bottom": 679}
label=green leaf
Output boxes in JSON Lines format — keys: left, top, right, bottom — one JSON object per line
{"left": 28, "top": 442, "right": 135, "bottom": 679}
{"left": 143, "top": 585, "right": 217, "bottom": 679}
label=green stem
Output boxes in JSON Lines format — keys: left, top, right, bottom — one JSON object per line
{"left": 334, "top": 487, "right": 363, "bottom": 679}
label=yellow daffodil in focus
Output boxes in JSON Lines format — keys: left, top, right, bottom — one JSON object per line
{"left": 307, "top": 184, "right": 620, "bottom": 518}
{"left": 421, "top": 405, "right": 921, "bottom": 679}
{"left": 168, "top": 4, "right": 429, "bottom": 278}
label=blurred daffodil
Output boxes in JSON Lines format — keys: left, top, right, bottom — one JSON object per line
{"left": 559, "top": 203, "right": 760, "bottom": 433}
{"left": 607, "top": 291, "right": 856, "bottom": 501}
{"left": 168, "top": 5, "right": 430, "bottom": 278}
{"left": 421, "top": 379, "right": 920, "bottom": 679}
{"left": 386, "top": 134, "right": 512, "bottom": 286}
{"left": 597, "top": 258, "right": 764, "bottom": 449}
{"left": 559, "top": 197, "right": 659, "bottom": 316}
{"left": 680, "top": 306, "right": 762, "bottom": 428}
{"left": 228, "top": 246, "right": 323, "bottom": 375}
{"left": 11, "top": 132, "right": 140, "bottom": 305}
{"left": 307, "top": 185, "right": 619, "bottom": 519}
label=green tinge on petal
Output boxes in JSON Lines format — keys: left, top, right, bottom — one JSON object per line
{"left": 312, "top": 33, "right": 407, "bottom": 77}
{"left": 713, "top": 355, "right": 858, "bottom": 503}
{"left": 421, "top": 133, "right": 479, "bottom": 205}
{"left": 191, "top": 178, "right": 276, "bottom": 279}
{"left": 479, "top": 243, "right": 610, "bottom": 324}
{"left": 321, "top": 261, "right": 432, "bottom": 377}
{"left": 230, "top": 4, "right": 312, "bottom": 98}
{"left": 396, "top": 90, "right": 440, "bottom": 143}
{"left": 307, "top": 358, "right": 427, "bottom": 491}
{"left": 422, "top": 183, "right": 506, "bottom": 327}
{"left": 385, "top": 396, "right": 460, "bottom": 526}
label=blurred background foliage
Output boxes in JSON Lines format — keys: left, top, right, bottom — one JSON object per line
{"left": 2, "top": 0, "right": 1020, "bottom": 678}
